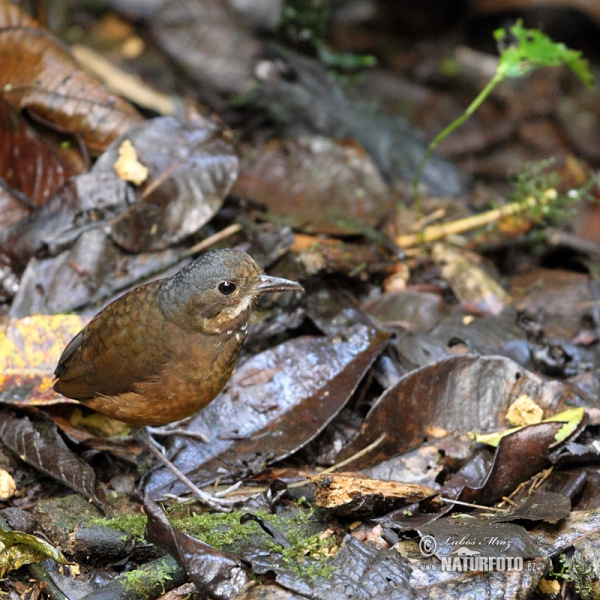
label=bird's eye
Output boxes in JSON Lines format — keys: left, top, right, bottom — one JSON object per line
{"left": 218, "top": 281, "right": 237, "bottom": 295}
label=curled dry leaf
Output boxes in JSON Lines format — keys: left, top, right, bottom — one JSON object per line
{"left": 0, "top": 1, "right": 142, "bottom": 153}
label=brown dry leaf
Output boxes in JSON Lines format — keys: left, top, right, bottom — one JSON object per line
{"left": 0, "top": 97, "right": 74, "bottom": 206}
{"left": 0, "top": 1, "right": 142, "bottom": 153}
{"left": 234, "top": 136, "right": 397, "bottom": 235}
{"left": 0, "top": 314, "right": 87, "bottom": 405}
{"left": 0, "top": 185, "right": 29, "bottom": 229}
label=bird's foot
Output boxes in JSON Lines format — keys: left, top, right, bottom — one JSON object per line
{"left": 133, "top": 427, "right": 232, "bottom": 512}
{"left": 145, "top": 421, "right": 210, "bottom": 444}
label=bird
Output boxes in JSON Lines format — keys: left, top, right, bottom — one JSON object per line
{"left": 54, "top": 248, "right": 302, "bottom": 507}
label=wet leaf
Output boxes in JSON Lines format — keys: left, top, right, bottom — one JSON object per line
{"left": 364, "top": 289, "right": 449, "bottom": 333}
{"left": 452, "top": 422, "right": 564, "bottom": 506}
{"left": 0, "top": 171, "right": 135, "bottom": 272}
{"left": 247, "top": 534, "right": 422, "bottom": 600}
{"left": 430, "top": 309, "right": 526, "bottom": 355}
{"left": 9, "top": 230, "right": 184, "bottom": 317}
{"left": 143, "top": 326, "right": 388, "bottom": 497}
{"left": 510, "top": 269, "right": 595, "bottom": 338}
{"left": 495, "top": 491, "right": 571, "bottom": 524}
{"left": 532, "top": 507, "right": 600, "bottom": 558}
{"left": 0, "top": 409, "right": 102, "bottom": 505}
{"left": 234, "top": 136, "right": 396, "bottom": 235}
{"left": 105, "top": 117, "right": 239, "bottom": 252}
{"left": 0, "top": 97, "right": 74, "bottom": 206}
{"left": 0, "top": 1, "right": 142, "bottom": 152}
{"left": 247, "top": 49, "right": 468, "bottom": 197}
{"left": 151, "top": 0, "right": 260, "bottom": 95}
{"left": 305, "top": 284, "right": 376, "bottom": 337}
{"left": 0, "top": 528, "right": 69, "bottom": 577}
{"left": 144, "top": 495, "right": 249, "bottom": 600}
{"left": 419, "top": 519, "right": 540, "bottom": 559}
{"left": 337, "top": 355, "right": 571, "bottom": 470}
{"left": 0, "top": 314, "right": 86, "bottom": 405}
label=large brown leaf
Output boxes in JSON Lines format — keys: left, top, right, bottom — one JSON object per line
{"left": 0, "top": 1, "right": 142, "bottom": 153}
{"left": 234, "top": 136, "right": 397, "bottom": 235}
{"left": 337, "top": 354, "right": 573, "bottom": 469}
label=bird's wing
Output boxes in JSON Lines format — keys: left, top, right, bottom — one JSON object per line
{"left": 54, "top": 281, "right": 173, "bottom": 400}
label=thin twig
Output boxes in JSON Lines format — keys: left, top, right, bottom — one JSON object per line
{"left": 287, "top": 434, "right": 387, "bottom": 489}
{"left": 71, "top": 44, "right": 178, "bottom": 116}
{"left": 184, "top": 223, "right": 242, "bottom": 257}
{"left": 397, "top": 189, "right": 557, "bottom": 248}
{"left": 319, "top": 434, "right": 387, "bottom": 475}
{"left": 438, "top": 497, "right": 510, "bottom": 513}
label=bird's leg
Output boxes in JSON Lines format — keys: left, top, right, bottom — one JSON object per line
{"left": 145, "top": 419, "right": 210, "bottom": 443}
{"left": 132, "top": 427, "right": 237, "bottom": 512}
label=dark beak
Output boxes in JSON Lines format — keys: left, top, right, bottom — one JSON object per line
{"left": 254, "top": 274, "right": 303, "bottom": 294}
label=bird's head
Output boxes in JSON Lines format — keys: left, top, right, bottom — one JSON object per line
{"left": 158, "top": 248, "right": 302, "bottom": 333}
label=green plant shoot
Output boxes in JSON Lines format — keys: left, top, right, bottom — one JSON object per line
{"left": 413, "top": 20, "right": 595, "bottom": 204}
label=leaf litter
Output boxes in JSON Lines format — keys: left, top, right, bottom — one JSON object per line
{"left": 0, "top": 2, "right": 600, "bottom": 599}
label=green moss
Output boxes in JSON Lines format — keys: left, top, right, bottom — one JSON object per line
{"left": 121, "top": 558, "right": 173, "bottom": 599}
{"left": 552, "top": 553, "right": 594, "bottom": 599}
{"left": 170, "top": 509, "right": 264, "bottom": 549}
{"left": 94, "top": 502, "right": 336, "bottom": 582}
{"left": 90, "top": 514, "right": 148, "bottom": 542}
{"left": 274, "top": 529, "right": 335, "bottom": 579}
{"left": 172, "top": 504, "right": 336, "bottom": 580}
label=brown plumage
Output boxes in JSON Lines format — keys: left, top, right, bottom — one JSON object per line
{"left": 54, "top": 248, "right": 302, "bottom": 427}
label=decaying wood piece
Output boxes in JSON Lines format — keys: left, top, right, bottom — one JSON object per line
{"left": 311, "top": 472, "right": 435, "bottom": 517}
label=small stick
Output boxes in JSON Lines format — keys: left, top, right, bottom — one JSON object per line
{"left": 437, "top": 497, "right": 510, "bottom": 513}
{"left": 397, "top": 189, "right": 557, "bottom": 248}
{"left": 287, "top": 434, "right": 387, "bottom": 490}
{"left": 319, "top": 434, "right": 387, "bottom": 475}
{"left": 184, "top": 223, "right": 242, "bottom": 257}
{"left": 71, "top": 44, "right": 177, "bottom": 116}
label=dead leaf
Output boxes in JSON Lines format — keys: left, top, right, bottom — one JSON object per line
{"left": 0, "top": 1, "right": 142, "bottom": 152}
